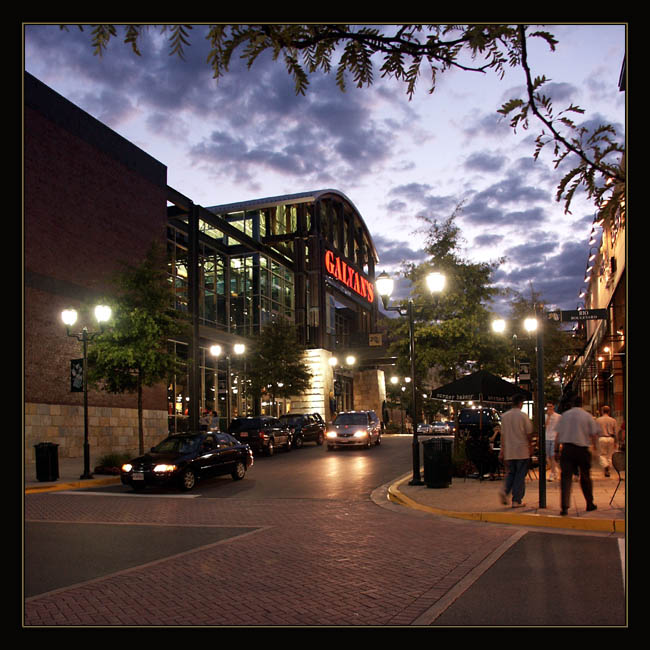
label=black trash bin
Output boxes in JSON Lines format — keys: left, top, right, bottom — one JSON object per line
{"left": 34, "top": 442, "right": 59, "bottom": 482}
{"left": 422, "top": 437, "right": 453, "bottom": 488}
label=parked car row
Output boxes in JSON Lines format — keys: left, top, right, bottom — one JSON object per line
{"left": 120, "top": 410, "right": 382, "bottom": 492}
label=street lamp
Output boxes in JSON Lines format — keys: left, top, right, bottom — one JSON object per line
{"left": 492, "top": 315, "right": 546, "bottom": 508}
{"left": 61, "top": 304, "right": 112, "bottom": 479}
{"left": 210, "top": 343, "right": 246, "bottom": 423}
{"left": 377, "top": 270, "right": 445, "bottom": 485}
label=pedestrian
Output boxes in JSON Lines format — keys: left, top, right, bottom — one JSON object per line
{"left": 554, "top": 395, "right": 600, "bottom": 516}
{"left": 498, "top": 394, "right": 533, "bottom": 508}
{"left": 545, "top": 402, "right": 561, "bottom": 481}
{"left": 199, "top": 410, "right": 209, "bottom": 431}
{"left": 596, "top": 405, "right": 617, "bottom": 477}
{"left": 210, "top": 410, "right": 220, "bottom": 430}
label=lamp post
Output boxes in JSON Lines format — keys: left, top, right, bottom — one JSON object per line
{"left": 210, "top": 343, "right": 246, "bottom": 424}
{"left": 492, "top": 315, "right": 546, "bottom": 508}
{"left": 61, "top": 305, "right": 112, "bottom": 479}
{"left": 377, "top": 270, "right": 445, "bottom": 485}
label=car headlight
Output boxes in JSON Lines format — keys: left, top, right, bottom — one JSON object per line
{"left": 353, "top": 430, "right": 368, "bottom": 438}
{"left": 326, "top": 431, "right": 337, "bottom": 438}
{"left": 153, "top": 464, "right": 177, "bottom": 473}
{"left": 121, "top": 463, "right": 133, "bottom": 472}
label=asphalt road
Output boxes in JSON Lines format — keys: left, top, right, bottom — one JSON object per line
{"left": 24, "top": 436, "right": 626, "bottom": 626}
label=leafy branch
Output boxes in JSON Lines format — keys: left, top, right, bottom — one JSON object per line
{"left": 498, "top": 25, "right": 625, "bottom": 219}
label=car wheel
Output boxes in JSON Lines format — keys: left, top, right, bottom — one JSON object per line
{"left": 316, "top": 432, "right": 324, "bottom": 446}
{"left": 375, "top": 434, "right": 382, "bottom": 446}
{"left": 293, "top": 435, "right": 303, "bottom": 449}
{"left": 265, "top": 439, "right": 275, "bottom": 456}
{"left": 180, "top": 468, "right": 196, "bottom": 491}
{"left": 231, "top": 461, "right": 246, "bottom": 480}
{"left": 285, "top": 436, "right": 292, "bottom": 451}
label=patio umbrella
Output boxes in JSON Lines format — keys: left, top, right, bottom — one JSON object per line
{"left": 429, "top": 369, "right": 531, "bottom": 404}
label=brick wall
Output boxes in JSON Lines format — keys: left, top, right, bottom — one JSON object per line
{"left": 24, "top": 74, "right": 170, "bottom": 459}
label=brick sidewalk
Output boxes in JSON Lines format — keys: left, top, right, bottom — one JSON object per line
{"left": 24, "top": 492, "right": 515, "bottom": 626}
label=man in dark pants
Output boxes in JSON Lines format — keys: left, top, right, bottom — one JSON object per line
{"left": 554, "top": 395, "right": 601, "bottom": 516}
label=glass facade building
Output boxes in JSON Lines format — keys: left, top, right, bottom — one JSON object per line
{"left": 166, "top": 189, "right": 385, "bottom": 431}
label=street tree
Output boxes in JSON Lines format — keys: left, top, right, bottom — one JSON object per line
{"left": 65, "top": 23, "right": 625, "bottom": 221}
{"left": 504, "top": 288, "right": 583, "bottom": 405}
{"left": 244, "top": 317, "right": 312, "bottom": 415}
{"left": 87, "top": 242, "right": 189, "bottom": 453}
{"left": 384, "top": 205, "right": 513, "bottom": 409}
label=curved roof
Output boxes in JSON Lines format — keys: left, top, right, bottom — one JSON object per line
{"left": 207, "top": 189, "right": 378, "bottom": 263}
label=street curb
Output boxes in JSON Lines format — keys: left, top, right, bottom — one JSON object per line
{"left": 25, "top": 476, "right": 121, "bottom": 494}
{"left": 387, "top": 477, "right": 625, "bottom": 534}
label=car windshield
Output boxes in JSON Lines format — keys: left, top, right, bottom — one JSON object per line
{"left": 229, "top": 418, "right": 262, "bottom": 431}
{"left": 334, "top": 413, "right": 368, "bottom": 426}
{"left": 459, "top": 410, "right": 499, "bottom": 425}
{"left": 279, "top": 415, "right": 303, "bottom": 425}
{"left": 152, "top": 436, "right": 200, "bottom": 454}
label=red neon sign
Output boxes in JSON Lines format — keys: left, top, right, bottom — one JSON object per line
{"left": 324, "top": 250, "right": 374, "bottom": 304}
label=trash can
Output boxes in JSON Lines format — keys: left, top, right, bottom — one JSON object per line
{"left": 422, "top": 437, "right": 452, "bottom": 488}
{"left": 34, "top": 442, "right": 59, "bottom": 482}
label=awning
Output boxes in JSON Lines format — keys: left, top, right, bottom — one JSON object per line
{"left": 430, "top": 369, "right": 532, "bottom": 404}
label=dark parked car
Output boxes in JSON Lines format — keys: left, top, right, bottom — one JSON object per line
{"left": 326, "top": 410, "right": 382, "bottom": 450}
{"left": 120, "top": 431, "right": 254, "bottom": 492}
{"left": 279, "top": 413, "right": 326, "bottom": 448}
{"left": 458, "top": 408, "right": 501, "bottom": 443}
{"left": 227, "top": 416, "right": 292, "bottom": 456}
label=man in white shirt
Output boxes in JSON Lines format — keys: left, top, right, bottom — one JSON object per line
{"left": 498, "top": 394, "right": 533, "bottom": 508}
{"left": 554, "top": 395, "right": 600, "bottom": 516}
{"left": 596, "top": 406, "right": 618, "bottom": 477}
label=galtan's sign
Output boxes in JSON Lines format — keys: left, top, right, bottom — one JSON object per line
{"left": 324, "top": 250, "right": 374, "bottom": 304}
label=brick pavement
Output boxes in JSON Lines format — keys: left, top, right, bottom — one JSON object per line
{"left": 24, "top": 492, "right": 515, "bottom": 626}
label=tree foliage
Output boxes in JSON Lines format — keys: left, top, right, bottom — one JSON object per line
{"left": 65, "top": 23, "right": 625, "bottom": 219}
{"left": 385, "top": 205, "right": 512, "bottom": 390}
{"left": 244, "top": 318, "right": 312, "bottom": 413}
{"left": 87, "top": 242, "right": 189, "bottom": 452}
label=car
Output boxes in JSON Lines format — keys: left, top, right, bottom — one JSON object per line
{"left": 458, "top": 407, "right": 501, "bottom": 442}
{"left": 326, "top": 410, "right": 382, "bottom": 450}
{"left": 279, "top": 412, "right": 326, "bottom": 448}
{"left": 120, "top": 431, "right": 254, "bottom": 492}
{"left": 227, "top": 416, "right": 292, "bottom": 456}
{"left": 432, "top": 421, "right": 452, "bottom": 435}
{"left": 417, "top": 423, "right": 432, "bottom": 434}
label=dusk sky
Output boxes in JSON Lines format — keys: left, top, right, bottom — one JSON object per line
{"left": 24, "top": 24, "right": 626, "bottom": 315}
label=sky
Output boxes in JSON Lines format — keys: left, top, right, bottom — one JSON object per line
{"left": 24, "top": 24, "right": 626, "bottom": 316}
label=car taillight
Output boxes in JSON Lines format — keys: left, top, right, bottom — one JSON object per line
{"left": 259, "top": 430, "right": 266, "bottom": 439}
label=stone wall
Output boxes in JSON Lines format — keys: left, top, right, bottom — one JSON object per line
{"left": 25, "top": 402, "right": 168, "bottom": 464}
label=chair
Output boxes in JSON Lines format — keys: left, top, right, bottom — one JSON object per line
{"left": 609, "top": 451, "right": 626, "bottom": 505}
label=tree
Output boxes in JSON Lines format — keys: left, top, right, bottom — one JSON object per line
{"left": 87, "top": 242, "right": 188, "bottom": 453}
{"left": 245, "top": 318, "right": 312, "bottom": 414}
{"left": 381, "top": 205, "right": 513, "bottom": 425}
{"left": 66, "top": 23, "right": 625, "bottom": 219}
{"left": 505, "top": 288, "right": 583, "bottom": 405}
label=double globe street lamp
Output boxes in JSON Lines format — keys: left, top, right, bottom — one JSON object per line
{"left": 376, "top": 270, "right": 446, "bottom": 485}
{"left": 209, "top": 343, "right": 246, "bottom": 424}
{"left": 61, "top": 304, "right": 112, "bottom": 479}
{"left": 492, "top": 315, "right": 547, "bottom": 508}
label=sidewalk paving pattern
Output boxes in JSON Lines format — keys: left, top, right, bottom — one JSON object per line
{"left": 24, "top": 456, "right": 626, "bottom": 626}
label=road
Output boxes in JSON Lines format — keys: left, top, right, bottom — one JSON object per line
{"left": 24, "top": 436, "right": 626, "bottom": 627}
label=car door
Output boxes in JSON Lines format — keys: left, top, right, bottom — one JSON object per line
{"left": 214, "top": 433, "right": 239, "bottom": 475}
{"left": 196, "top": 434, "right": 220, "bottom": 477}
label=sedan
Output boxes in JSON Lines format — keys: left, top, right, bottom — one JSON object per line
{"left": 326, "top": 411, "right": 382, "bottom": 450}
{"left": 120, "top": 432, "right": 254, "bottom": 492}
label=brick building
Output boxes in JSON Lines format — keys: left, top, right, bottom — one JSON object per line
{"left": 24, "top": 72, "right": 388, "bottom": 464}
